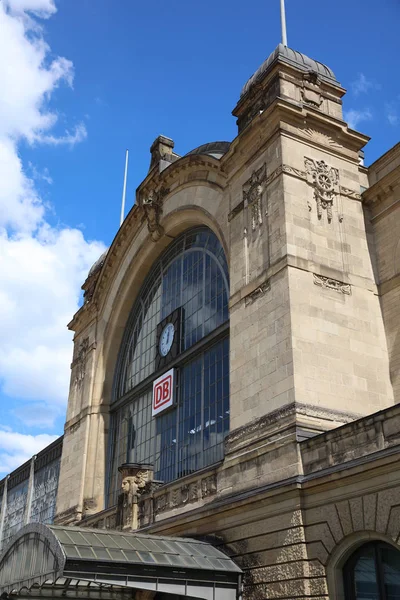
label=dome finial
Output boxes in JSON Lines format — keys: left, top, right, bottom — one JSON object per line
{"left": 280, "top": 0, "right": 288, "bottom": 46}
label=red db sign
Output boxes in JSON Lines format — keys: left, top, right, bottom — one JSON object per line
{"left": 152, "top": 368, "right": 175, "bottom": 417}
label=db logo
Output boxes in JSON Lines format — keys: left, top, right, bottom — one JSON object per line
{"left": 152, "top": 368, "right": 175, "bottom": 417}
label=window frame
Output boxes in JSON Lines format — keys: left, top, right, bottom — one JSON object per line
{"left": 106, "top": 227, "right": 230, "bottom": 507}
{"left": 343, "top": 541, "right": 400, "bottom": 600}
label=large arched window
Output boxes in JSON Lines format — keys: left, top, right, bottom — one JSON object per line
{"left": 107, "top": 227, "right": 229, "bottom": 506}
{"left": 343, "top": 542, "right": 400, "bottom": 600}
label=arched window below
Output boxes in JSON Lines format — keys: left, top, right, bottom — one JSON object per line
{"left": 343, "top": 542, "right": 400, "bottom": 600}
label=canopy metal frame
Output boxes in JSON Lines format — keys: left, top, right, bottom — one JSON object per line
{"left": 0, "top": 524, "right": 242, "bottom": 600}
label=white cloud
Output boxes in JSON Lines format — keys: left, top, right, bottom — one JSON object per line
{"left": 385, "top": 103, "right": 399, "bottom": 126}
{"left": 351, "top": 73, "right": 380, "bottom": 97}
{"left": 0, "top": 430, "right": 59, "bottom": 475}
{"left": 0, "top": 4, "right": 106, "bottom": 453}
{"left": 37, "top": 122, "right": 88, "bottom": 147}
{"left": 3, "top": 0, "right": 57, "bottom": 19}
{"left": 12, "top": 403, "right": 61, "bottom": 429}
{"left": 344, "top": 108, "right": 372, "bottom": 129}
{"left": 28, "top": 162, "right": 53, "bottom": 184}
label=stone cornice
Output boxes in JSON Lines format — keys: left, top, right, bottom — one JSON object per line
{"left": 362, "top": 168, "right": 400, "bottom": 205}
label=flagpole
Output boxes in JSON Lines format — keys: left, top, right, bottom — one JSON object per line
{"left": 120, "top": 149, "right": 129, "bottom": 227}
{"left": 280, "top": 0, "right": 288, "bottom": 46}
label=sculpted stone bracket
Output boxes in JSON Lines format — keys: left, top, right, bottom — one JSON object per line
{"left": 139, "top": 187, "right": 169, "bottom": 242}
{"left": 313, "top": 273, "right": 351, "bottom": 295}
{"left": 243, "top": 164, "right": 267, "bottom": 231}
{"left": 117, "top": 464, "right": 155, "bottom": 531}
{"left": 305, "top": 158, "right": 339, "bottom": 223}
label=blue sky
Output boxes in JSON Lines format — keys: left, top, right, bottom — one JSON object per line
{"left": 0, "top": 0, "right": 399, "bottom": 475}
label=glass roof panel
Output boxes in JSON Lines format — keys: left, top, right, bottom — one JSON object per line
{"left": 136, "top": 551, "right": 156, "bottom": 564}
{"left": 108, "top": 549, "right": 127, "bottom": 561}
{"left": 0, "top": 523, "right": 242, "bottom": 597}
{"left": 81, "top": 533, "right": 106, "bottom": 547}
{"left": 63, "top": 545, "right": 80, "bottom": 559}
{"left": 64, "top": 531, "right": 88, "bottom": 545}
{"left": 92, "top": 547, "right": 112, "bottom": 560}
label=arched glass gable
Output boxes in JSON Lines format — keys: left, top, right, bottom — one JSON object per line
{"left": 107, "top": 227, "right": 229, "bottom": 506}
{"left": 343, "top": 542, "right": 400, "bottom": 600}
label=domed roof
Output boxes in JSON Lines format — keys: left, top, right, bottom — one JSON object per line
{"left": 185, "top": 141, "right": 231, "bottom": 159}
{"left": 241, "top": 43, "right": 337, "bottom": 98}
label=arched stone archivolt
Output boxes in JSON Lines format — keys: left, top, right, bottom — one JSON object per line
{"left": 98, "top": 198, "right": 229, "bottom": 409}
{"left": 304, "top": 485, "right": 400, "bottom": 598}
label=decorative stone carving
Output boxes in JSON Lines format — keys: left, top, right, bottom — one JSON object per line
{"left": 305, "top": 158, "right": 339, "bottom": 223}
{"left": 243, "top": 164, "right": 267, "bottom": 231}
{"left": 141, "top": 187, "right": 169, "bottom": 242}
{"left": 151, "top": 473, "right": 217, "bottom": 517}
{"left": 301, "top": 73, "right": 323, "bottom": 107}
{"left": 302, "top": 128, "right": 342, "bottom": 149}
{"left": 74, "top": 338, "right": 89, "bottom": 389}
{"left": 201, "top": 474, "right": 217, "bottom": 498}
{"left": 244, "top": 281, "right": 270, "bottom": 307}
{"left": 116, "top": 464, "right": 153, "bottom": 531}
{"left": 340, "top": 186, "right": 362, "bottom": 201}
{"left": 313, "top": 273, "right": 351, "bottom": 295}
{"left": 228, "top": 200, "right": 245, "bottom": 222}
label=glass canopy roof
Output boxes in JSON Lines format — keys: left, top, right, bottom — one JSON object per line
{"left": 0, "top": 523, "right": 241, "bottom": 600}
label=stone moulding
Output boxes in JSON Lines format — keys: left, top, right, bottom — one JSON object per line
{"left": 228, "top": 164, "right": 306, "bottom": 222}
{"left": 313, "top": 273, "right": 351, "bottom": 295}
{"left": 340, "top": 186, "right": 362, "bottom": 201}
{"left": 228, "top": 200, "right": 244, "bottom": 222}
{"left": 148, "top": 473, "right": 218, "bottom": 518}
{"left": 244, "top": 280, "right": 270, "bottom": 306}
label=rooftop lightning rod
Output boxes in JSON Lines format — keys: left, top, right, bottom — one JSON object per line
{"left": 280, "top": 0, "right": 288, "bottom": 47}
{"left": 120, "top": 149, "right": 129, "bottom": 227}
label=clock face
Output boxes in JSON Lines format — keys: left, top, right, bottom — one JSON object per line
{"left": 159, "top": 323, "right": 175, "bottom": 357}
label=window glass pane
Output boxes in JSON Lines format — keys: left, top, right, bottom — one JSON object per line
{"left": 353, "top": 547, "right": 379, "bottom": 600}
{"left": 115, "top": 228, "right": 228, "bottom": 399}
{"left": 108, "top": 228, "right": 230, "bottom": 507}
{"left": 382, "top": 545, "right": 400, "bottom": 600}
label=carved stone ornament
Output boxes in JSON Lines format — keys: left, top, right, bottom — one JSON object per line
{"left": 151, "top": 473, "right": 217, "bottom": 517}
{"left": 305, "top": 158, "right": 339, "bottom": 223}
{"left": 117, "top": 464, "right": 153, "bottom": 531}
{"left": 302, "top": 128, "right": 342, "bottom": 149}
{"left": 141, "top": 187, "right": 169, "bottom": 242}
{"left": 244, "top": 281, "right": 270, "bottom": 307}
{"left": 313, "top": 273, "right": 351, "bottom": 295}
{"left": 301, "top": 73, "right": 323, "bottom": 107}
{"left": 243, "top": 164, "right": 267, "bottom": 231}
{"left": 74, "top": 337, "right": 89, "bottom": 389}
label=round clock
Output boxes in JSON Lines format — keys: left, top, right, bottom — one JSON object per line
{"left": 159, "top": 322, "right": 175, "bottom": 357}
